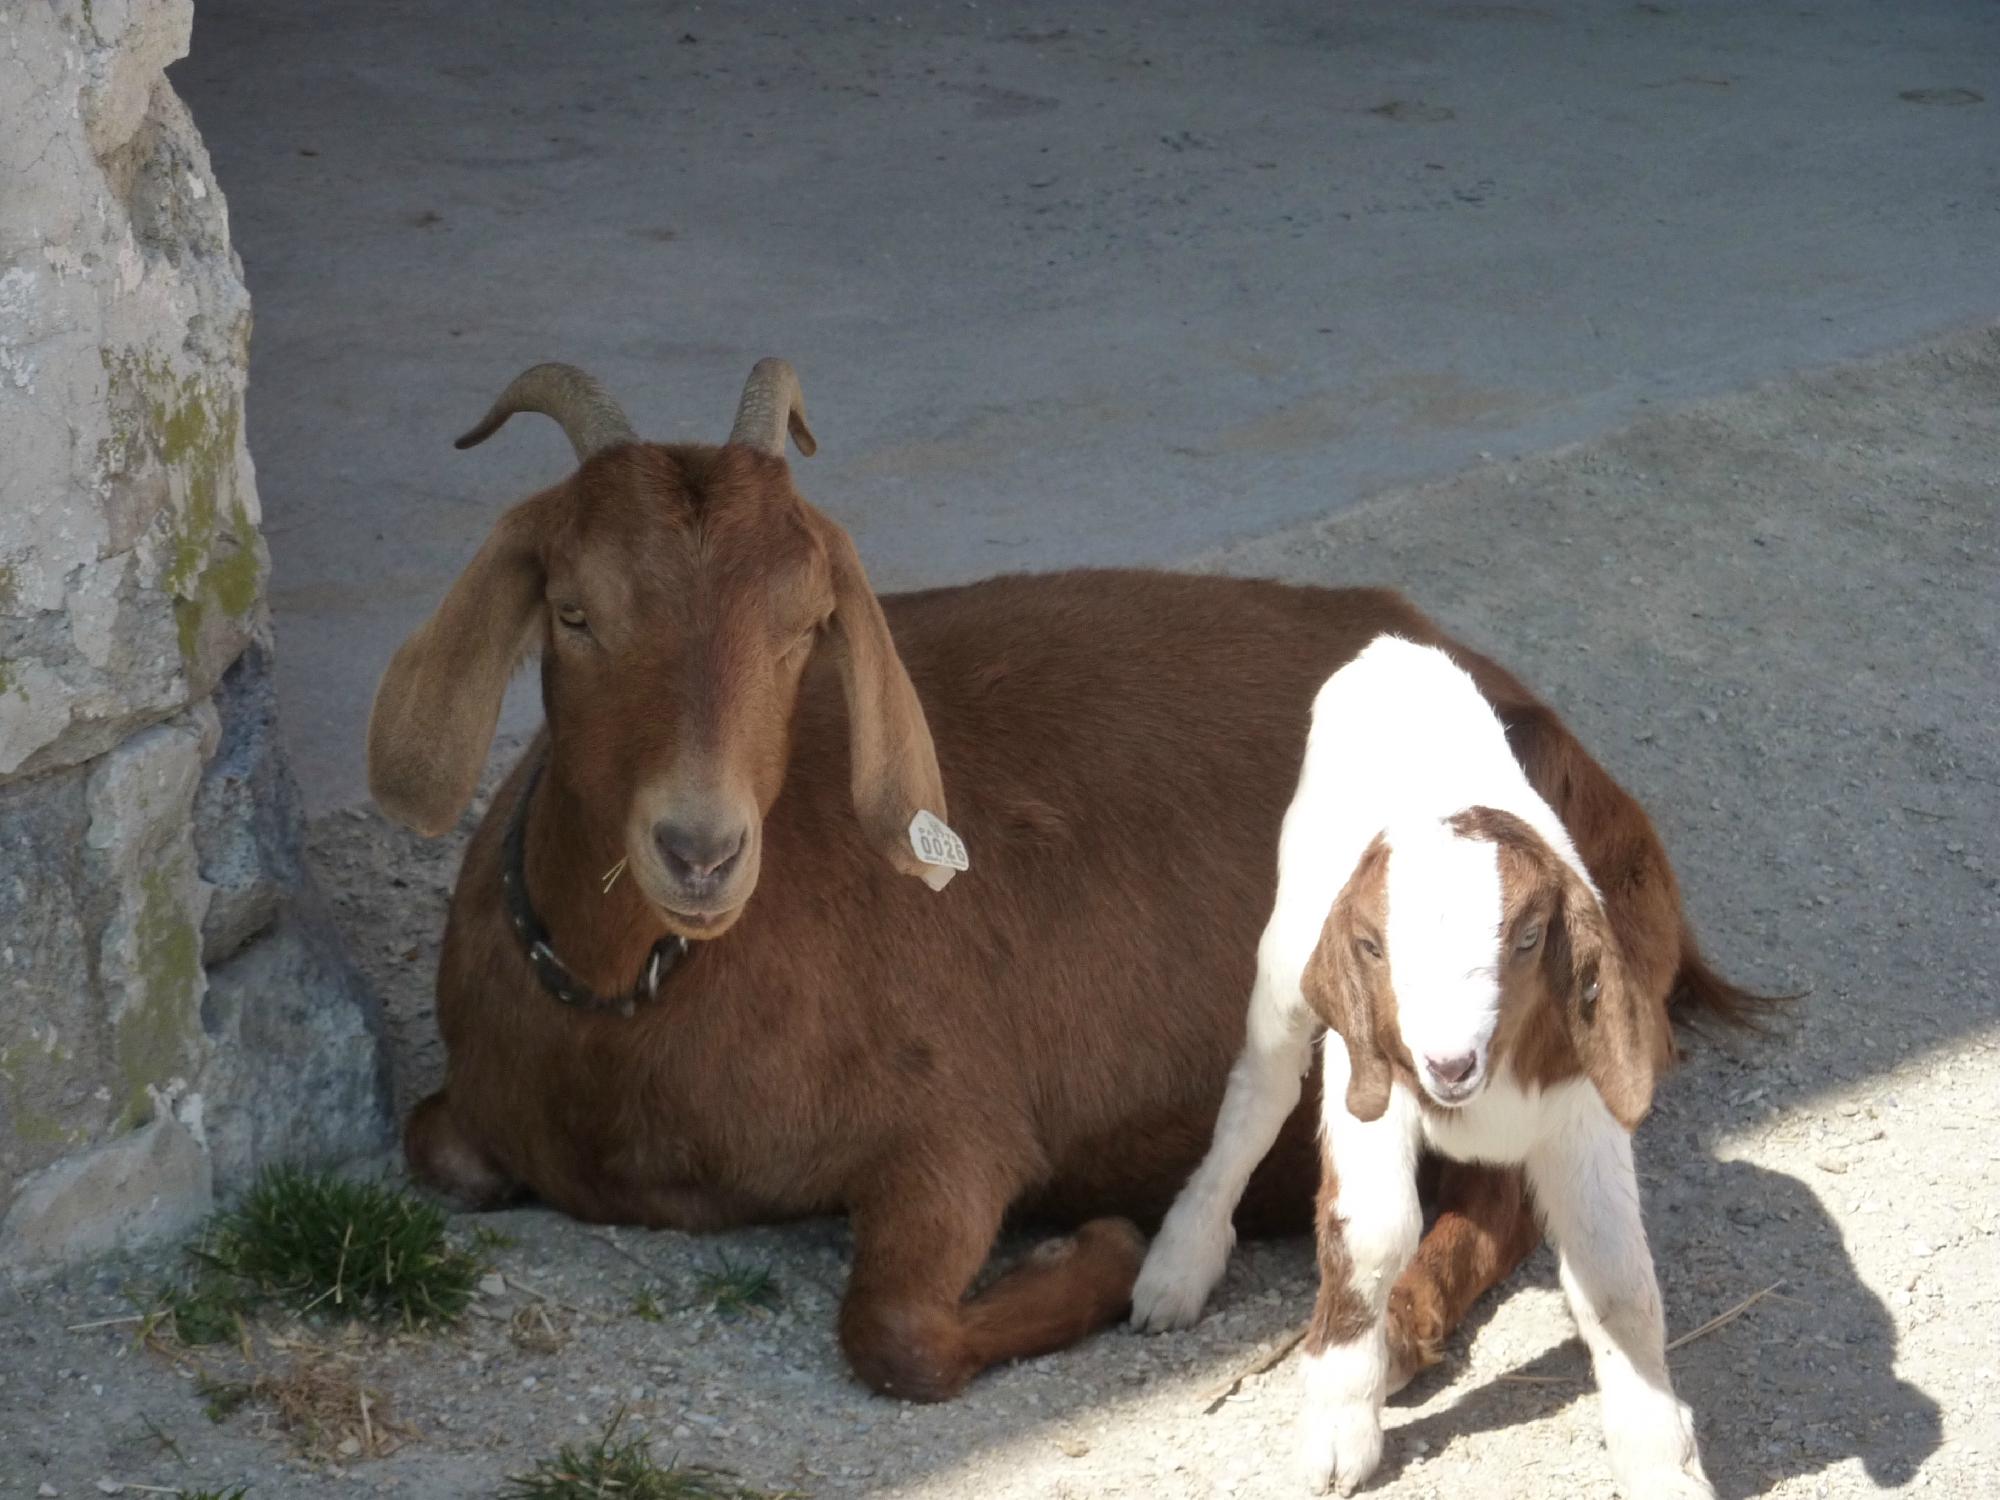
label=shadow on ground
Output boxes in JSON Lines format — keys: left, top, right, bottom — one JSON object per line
{"left": 1375, "top": 1155, "right": 1943, "bottom": 1498}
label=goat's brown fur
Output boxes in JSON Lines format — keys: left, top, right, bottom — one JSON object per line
{"left": 1385, "top": 1159, "right": 1543, "bottom": 1388}
{"left": 376, "top": 415, "right": 1770, "bottom": 1400}
{"left": 1459, "top": 804, "right": 1673, "bottom": 1129}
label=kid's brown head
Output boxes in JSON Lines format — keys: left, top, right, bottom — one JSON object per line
{"left": 1301, "top": 806, "right": 1669, "bottom": 1129}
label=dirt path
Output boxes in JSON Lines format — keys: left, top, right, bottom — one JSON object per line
{"left": 5, "top": 324, "right": 1995, "bottom": 1498}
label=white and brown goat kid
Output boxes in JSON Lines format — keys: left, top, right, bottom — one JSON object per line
{"left": 1136, "top": 637, "right": 1712, "bottom": 1498}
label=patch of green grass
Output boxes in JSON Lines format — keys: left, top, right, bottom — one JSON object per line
{"left": 631, "top": 1288, "right": 666, "bottom": 1323}
{"left": 502, "top": 1412, "right": 796, "bottom": 1500}
{"left": 177, "top": 1488, "right": 250, "bottom": 1500}
{"left": 195, "top": 1166, "right": 481, "bottom": 1329}
{"left": 471, "top": 1225, "right": 519, "bottom": 1253}
{"left": 154, "top": 1271, "right": 256, "bottom": 1346}
{"left": 196, "top": 1373, "right": 254, "bottom": 1423}
{"left": 693, "top": 1256, "right": 781, "bottom": 1321}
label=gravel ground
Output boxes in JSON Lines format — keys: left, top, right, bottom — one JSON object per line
{"left": 3, "top": 323, "right": 1995, "bottom": 1498}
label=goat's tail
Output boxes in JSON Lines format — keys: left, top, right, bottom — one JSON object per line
{"left": 1667, "top": 933, "right": 1801, "bottom": 1037}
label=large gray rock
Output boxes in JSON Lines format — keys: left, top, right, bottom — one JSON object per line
{"left": 1, "top": 0, "right": 391, "bottom": 1276}
{"left": 193, "top": 645, "right": 303, "bottom": 965}
{"left": 85, "top": 715, "right": 213, "bottom": 1133}
{"left": 0, "top": 766, "right": 104, "bottom": 1188}
{"left": 0, "top": 1112, "right": 213, "bottom": 1275}
{"left": 200, "top": 915, "right": 393, "bottom": 1191}
{"left": 1, "top": 0, "right": 263, "bottom": 782}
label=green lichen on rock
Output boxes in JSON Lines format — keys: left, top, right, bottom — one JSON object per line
{"left": 173, "top": 597, "right": 204, "bottom": 667}
{"left": 101, "top": 350, "right": 265, "bottom": 674}
{"left": 115, "top": 865, "right": 203, "bottom": 1125}
{"left": 0, "top": 1043, "right": 89, "bottom": 1154}
{"left": 207, "top": 501, "right": 262, "bottom": 616}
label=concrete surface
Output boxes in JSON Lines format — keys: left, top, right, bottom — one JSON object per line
{"left": 3, "top": 319, "right": 1993, "bottom": 1499}
{"left": 171, "top": 0, "right": 1999, "bottom": 812}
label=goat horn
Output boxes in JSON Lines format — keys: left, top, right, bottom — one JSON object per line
{"left": 727, "top": 357, "right": 818, "bottom": 458}
{"left": 454, "top": 363, "right": 638, "bottom": 461}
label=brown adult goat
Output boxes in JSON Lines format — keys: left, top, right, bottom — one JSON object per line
{"left": 370, "top": 359, "right": 1765, "bottom": 1401}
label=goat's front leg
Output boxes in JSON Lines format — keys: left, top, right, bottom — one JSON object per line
{"left": 1526, "top": 1102, "right": 1714, "bottom": 1500}
{"left": 1132, "top": 972, "right": 1316, "bottom": 1331}
{"left": 839, "top": 1150, "right": 1141, "bottom": 1402}
{"left": 1385, "top": 1160, "right": 1543, "bottom": 1392}
{"left": 1300, "top": 1084, "right": 1423, "bottom": 1496}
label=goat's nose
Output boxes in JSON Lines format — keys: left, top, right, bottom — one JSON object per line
{"left": 1424, "top": 1050, "right": 1478, "bottom": 1086}
{"left": 655, "top": 821, "right": 746, "bottom": 884}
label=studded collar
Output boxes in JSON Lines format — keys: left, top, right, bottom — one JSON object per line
{"left": 501, "top": 759, "right": 688, "bottom": 1017}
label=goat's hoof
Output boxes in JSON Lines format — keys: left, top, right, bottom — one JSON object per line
{"left": 1130, "top": 1204, "right": 1235, "bottom": 1333}
{"left": 1299, "top": 1397, "right": 1384, "bottom": 1496}
{"left": 1610, "top": 1402, "right": 1714, "bottom": 1499}
{"left": 1384, "top": 1280, "right": 1447, "bottom": 1394}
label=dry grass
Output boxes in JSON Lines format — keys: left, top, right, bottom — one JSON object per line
{"left": 178, "top": 1326, "right": 417, "bottom": 1464}
{"left": 1664, "top": 1279, "right": 1787, "bottom": 1353}
{"left": 509, "top": 1301, "right": 576, "bottom": 1355}
{"left": 248, "top": 1332, "right": 415, "bottom": 1462}
{"left": 1199, "top": 1324, "right": 1308, "bottom": 1413}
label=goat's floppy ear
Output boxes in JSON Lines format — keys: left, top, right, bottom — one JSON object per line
{"left": 809, "top": 511, "right": 956, "bottom": 889}
{"left": 1300, "top": 846, "right": 1396, "bottom": 1122}
{"left": 367, "top": 499, "right": 547, "bottom": 836}
{"left": 1543, "top": 866, "right": 1668, "bottom": 1130}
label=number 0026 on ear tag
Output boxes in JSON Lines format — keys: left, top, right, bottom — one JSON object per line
{"left": 908, "top": 810, "right": 969, "bottom": 892}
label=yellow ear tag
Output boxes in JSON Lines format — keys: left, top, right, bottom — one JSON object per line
{"left": 908, "top": 810, "right": 969, "bottom": 892}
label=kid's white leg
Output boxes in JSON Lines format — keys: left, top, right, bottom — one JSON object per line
{"left": 1526, "top": 1099, "right": 1714, "bottom": 1500}
{"left": 1132, "top": 973, "right": 1315, "bottom": 1331}
{"left": 1299, "top": 1079, "right": 1422, "bottom": 1496}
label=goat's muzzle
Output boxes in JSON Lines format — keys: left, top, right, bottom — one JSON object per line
{"left": 656, "top": 820, "right": 747, "bottom": 896}
{"left": 627, "top": 804, "right": 762, "bottom": 938}
{"left": 1418, "top": 1047, "right": 1489, "bottom": 1108}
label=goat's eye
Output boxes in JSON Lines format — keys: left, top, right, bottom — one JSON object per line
{"left": 1581, "top": 978, "right": 1601, "bottom": 1003}
{"left": 1515, "top": 923, "right": 1541, "bottom": 952}
{"left": 555, "top": 604, "right": 588, "bottom": 632}
{"left": 1357, "top": 937, "right": 1383, "bottom": 961}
